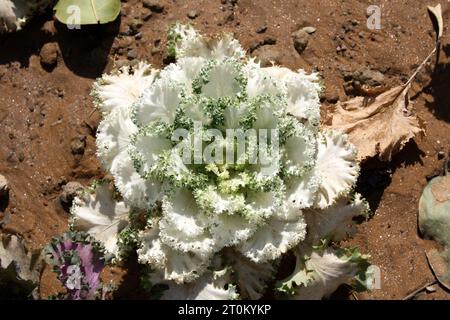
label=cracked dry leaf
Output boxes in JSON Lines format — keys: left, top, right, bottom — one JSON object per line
{"left": 325, "top": 84, "right": 424, "bottom": 162}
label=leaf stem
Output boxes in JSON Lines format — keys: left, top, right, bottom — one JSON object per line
{"left": 404, "top": 47, "right": 437, "bottom": 88}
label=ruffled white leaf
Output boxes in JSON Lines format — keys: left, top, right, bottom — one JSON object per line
{"left": 313, "top": 130, "right": 359, "bottom": 209}
{"left": 209, "top": 213, "right": 257, "bottom": 249}
{"left": 71, "top": 183, "right": 129, "bottom": 256}
{"left": 264, "top": 66, "right": 321, "bottom": 127}
{"left": 244, "top": 60, "right": 279, "bottom": 98}
{"left": 137, "top": 224, "right": 212, "bottom": 284}
{"left": 285, "top": 172, "right": 320, "bottom": 210}
{"left": 237, "top": 208, "right": 307, "bottom": 263}
{"left": 112, "top": 155, "right": 164, "bottom": 209}
{"left": 92, "top": 62, "right": 157, "bottom": 114}
{"left": 283, "top": 123, "right": 317, "bottom": 177}
{"left": 131, "top": 132, "right": 172, "bottom": 177}
{"left": 160, "top": 57, "right": 206, "bottom": 92}
{"left": 304, "top": 193, "right": 369, "bottom": 245}
{"left": 180, "top": 95, "right": 212, "bottom": 125}
{"left": 170, "top": 23, "right": 244, "bottom": 60}
{"left": 211, "top": 33, "right": 245, "bottom": 60}
{"left": 133, "top": 78, "right": 181, "bottom": 126}
{"left": 160, "top": 189, "right": 216, "bottom": 257}
{"left": 285, "top": 248, "right": 370, "bottom": 300}
{"left": 154, "top": 268, "right": 238, "bottom": 300}
{"left": 223, "top": 103, "right": 248, "bottom": 129}
{"left": 244, "top": 191, "right": 278, "bottom": 223}
{"left": 201, "top": 61, "right": 242, "bottom": 99}
{"left": 194, "top": 185, "right": 246, "bottom": 215}
{"left": 96, "top": 106, "right": 138, "bottom": 172}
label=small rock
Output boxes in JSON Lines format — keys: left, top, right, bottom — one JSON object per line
{"left": 353, "top": 68, "right": 385, "bottom": 87}
{"left": 325, "top": 90, "right": 339, "bottom": 104}
{"left": 40, "top": 42, "right": 58, "bottom": 69}
{"left": 249, "top": 41, "right": 262, "bottom": 53}
{"left": 302, "top": 26, "right": 316, "bottom": 34}
{"left": 128, "top": 19, "right": 143, "bottom": 34}
{"left": 141, "top": 9, "right": 152, "bottom": 21}
{"left": 187, "top": 10, "right": 198, "bottom": 19}
{"left": 263, "top": 37, "right": 276, "bottom": 45}
{"left": 59, "top": 181, "right": 84, "bottom": 205}
{"left": 256, "top": 25, "right": 267, "bottom": 34}
{"left": 127, "top": 49, "right": 138, "bottom": 60}
{"left": 292, "top": 29, "right": 309, "bottom": 55}
{"left": 336, "top": 44, "right": 347, "bottom": 53}
{"left": 41, "top": 20, "right": 56, "bottom": 35}
{"left": 437, "top": 151, "right": 445, "bottom": 160}
{"left": 143, "top": 0, "right": 164, "bottom": 13}
{"left": 151, "top": 48, "right": 161, "bottom": 55}
{"left": 0, "top": 174, "right": 9, "bottom": 198}
{"left": 254, "top": 46, "right": 282, "bottom": 67}
{"left": 426, "top": 285, "right": 437, "bottom": 293}
{"left": 71, "top": 136, "right": 86, "bottom": 155}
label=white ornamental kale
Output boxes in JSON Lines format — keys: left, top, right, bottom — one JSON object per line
{"left": 71, "top": 23, "right": 373, "bottom": 299}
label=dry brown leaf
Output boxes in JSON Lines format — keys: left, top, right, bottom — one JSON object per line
{"left": 427, "top": 4, "right": 443, "bottom": 40}
{"left": 325, "top": 84, "right": 424, "bottom": 162}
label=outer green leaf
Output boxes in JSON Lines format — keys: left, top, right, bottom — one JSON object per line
{"left": 54, "top": 0, "right": 121, "bottom": 25}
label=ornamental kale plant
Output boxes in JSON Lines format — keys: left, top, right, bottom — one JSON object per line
{"left": 45, "top": 232, "right": 107, "bottom": 300}
{"left": 69, "top": 23, "right": 373, "bottom": 299}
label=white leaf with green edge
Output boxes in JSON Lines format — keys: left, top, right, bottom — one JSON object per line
{"left": 277, "top": 246, "right": 372, "bottom": 299}
{"left": 54, "top": 0, "right": 121, "bottom": 25}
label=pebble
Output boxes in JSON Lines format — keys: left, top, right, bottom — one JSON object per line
{"left": 141, "top": 9, "right": 152, "bottom": 21}
{"left": 187, "top": 10, "right": 199, "bottom": 19}
{"left": 0, "top": 174, "right": 9, "bottom": 198}
{"left": 336, "top": 44, "right": 347, "bottom": 53}
{"left": 426, "top": 285, "right": 437, "bottom": 293}
{"left": 40, "top": 42, "right": 58, "bottom": 69}
{"left": 353, "top": 68, "right": 385, "bottom": 87}
{"left": 59, "top": 181, "right": 84, "bottom": 205}
{"left": 256, "top": 25, "right": 267, "bottom": 34}
{"left": 127, "top": 49, "right": 138, "bottom": 60}
{"left": 325, "top": 90, "right": 339, "bottom": 104}
{"left": 143, "top": 0, "right": 164, "bottom": 13}
{"left": 128, "top": 19, "right": 143, "bottom": 34}
{"left": 302, "top": 26, "right": 316, "bottom": 34}
{"left": 71, "top": 136, "right": 86, "bottom": 155}
{"left": 292, "top": 29, "right": 309, "bottom": 55}
{"left": 254, "top": 46, "right": 282, "bottom": 67}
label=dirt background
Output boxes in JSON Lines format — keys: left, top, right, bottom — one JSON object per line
{"left": 0, "top": 0, "right": 449, "bottom": 300}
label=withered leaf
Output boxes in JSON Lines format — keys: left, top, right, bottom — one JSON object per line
{"left": 427, "top": 4, "right": 444, "bottom": 40}
{"left": 325, "top": 84, "right": 424, "bottom": 162}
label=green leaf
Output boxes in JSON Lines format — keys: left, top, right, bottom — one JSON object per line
{"left": 54, "top": 0, "right": 121, "bottom": 25}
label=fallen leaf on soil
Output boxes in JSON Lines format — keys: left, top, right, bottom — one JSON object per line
{"left": 0, "top": 234, "right": 44, "bottom": 299}
{"left": 324, "top": 84, "right": 424, "bottom": 162}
